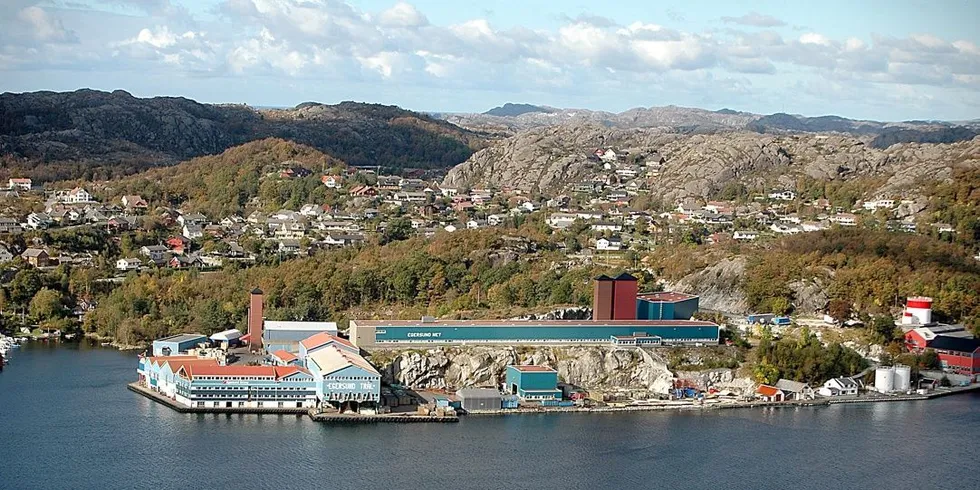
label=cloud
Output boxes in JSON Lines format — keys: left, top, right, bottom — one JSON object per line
{"left": 378, "top": 2, "right": 428, "bottom": 28}
{"left": 16, "top": 6, "right": 79, "bottom": 43}
{"left": 721, "top": 12, "right": 786, "bottom": 28}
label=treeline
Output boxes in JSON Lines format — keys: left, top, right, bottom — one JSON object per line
{"left": 924, "top": 165, "right": 980, "bottom": 247}
{"left": 104, "top": 139, "right": 345, "bottom": 218}
{"left": 84, "top": 230, "right": 608, "bottom": 345}
{"left": 743, "top": 229, "right": 980, "bottom": 332}
{"left": 754, "top": 328, "right": 868, "bottom": 385}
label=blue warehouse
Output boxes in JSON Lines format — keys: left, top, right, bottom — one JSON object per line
{"left": 152, "top": 334, "right": 207, "bottom": 356}
{"left": 506, "top": 365, "right": 561, "bottom": 401}
{"left": 349, "top": 319, "right": 719, "bottom": 348}
{"left": 635, "top": 292, "right": 700, "bottom": 321}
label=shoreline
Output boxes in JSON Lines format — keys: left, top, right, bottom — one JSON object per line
{"left": 129, "top": 381, "right": 980, "bottom": 420}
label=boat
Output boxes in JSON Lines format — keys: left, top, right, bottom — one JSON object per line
{"left": 101, "top": 342, "right": 112, "bottom": 347}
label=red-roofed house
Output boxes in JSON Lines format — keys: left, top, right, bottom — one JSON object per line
{"left": 271, "top": 350, "right": 300, "bottom": 366}
{"left": 756, "top": 384, "right": 785, "bottom": 402}
{"left": 299, "top": 332, "right": 358, "bottom": 359}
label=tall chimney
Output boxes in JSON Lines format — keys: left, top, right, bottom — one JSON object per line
{"left": 248, "top": 288, "right": 264, "bottom": 351}
{"left": 612, "top": 272, "right": 638, "bottom": 320}
{"left": 593, "top": 275, "right": 615, "bottom": 321}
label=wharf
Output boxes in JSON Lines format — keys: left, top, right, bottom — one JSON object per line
{"left": 308, "top": 411, "right": 458, "bottom": 424}
{"left": 129, "top": 383, "right": 458, "bottom": 422}
{"left": 128, "top": 383, "right": 308, "bottom": 415}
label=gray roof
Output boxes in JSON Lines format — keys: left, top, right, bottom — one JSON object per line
{"left": 155, "top": 333, "right": 207, "bottom": 344}
{"left": 456, "top": 388, "right": 503, "bottom": 399}
{"left": 775, "top": 379, "right": 810, "bottom": 393}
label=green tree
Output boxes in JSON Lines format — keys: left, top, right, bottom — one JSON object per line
{"left": 29, "top": 288, "right": 65, "bottom": 321}
{"left": 9, "top": 268, "right": 42, "bottom": 307}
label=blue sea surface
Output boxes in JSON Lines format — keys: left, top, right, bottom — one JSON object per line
{"left": 1, "top": 342, "right": 977, "bottom": 490}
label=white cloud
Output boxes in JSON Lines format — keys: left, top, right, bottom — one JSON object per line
{"left": 721, "top": 12, "right": 786, "bottom": 28}
{"left": 378, "top": 2, "right": 428, "bottom": 28}
{"left": 799, "top": 33, "right": 832, "bottom": 47}
{"left": 16, "top": 6, "right": 78, "bottom": 43}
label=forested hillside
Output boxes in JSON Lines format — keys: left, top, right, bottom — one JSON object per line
{"left": 0, "top": 90, "right": 480, "bottom": 181}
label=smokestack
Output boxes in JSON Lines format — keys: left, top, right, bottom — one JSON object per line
{"left": 248, "top": 288, "right": 264, "bottom": 351}
{"left": 612, "top": 272, "right": 638, "bottom": 320}
{"left": 593, "top": 275, "right": 614, "bottom": 320}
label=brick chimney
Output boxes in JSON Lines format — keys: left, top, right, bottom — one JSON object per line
{"left": 247, "top": 288, "right": 264, "bottom": 351}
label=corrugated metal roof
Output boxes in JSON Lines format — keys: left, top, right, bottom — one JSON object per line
{"left": 300, "top": 332, "right": 356, "bottom": 351}
{"left": 265, "top": 321, "right": 338, "bottom": 331}
{"left": 509, "top": 365, "right": 557, "bottom": 373}
{"left": 308, "top": 346, "right": 380, "bottom": 377}
{"left": 457, "top": 388, "right": 503, "bottom": 398}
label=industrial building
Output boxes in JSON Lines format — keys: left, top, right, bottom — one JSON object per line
{"left": 349, "top": 274, "right": 718, "bottom": 348}
{"left": 243, "top": 288, "right": 339, "bottom": 353}
{"left": 901, "top": 297, "right": 980, "bottom": 376}
{"left": 635, "top": 292, "right": 699, "bottom": 321}
{"left": 505, "top": 365, "right": 561, "bottom": 401}
{"left": 456, "top": 388, "right": 504, "bottom": 412}
{"left": 305, "top": 342, "right": 381, "bottom": 407}
{"left": 151, "top": 334, "right": 207, "bottom": 357}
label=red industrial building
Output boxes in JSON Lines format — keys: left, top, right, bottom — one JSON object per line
{"left": 905, "top": 329, "right": 980, "bottom": 375}
{"left": 593, "top": 272, "right": 638, "bottom": 321}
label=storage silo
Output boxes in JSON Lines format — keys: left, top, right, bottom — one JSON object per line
{"left": 893, "top": 365, "right": 911, "bottom": 393}
{"left": 875, "top": 366, "right": 895, "bottom": 393}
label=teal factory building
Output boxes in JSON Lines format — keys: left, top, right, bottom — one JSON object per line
{"left": 505, "top": 365, "right": 561, "bottom": 400}
{"left": 635, "top": 292, "right": 700, "bottom": 321}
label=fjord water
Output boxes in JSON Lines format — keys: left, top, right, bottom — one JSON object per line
{"left": 1, "top": 344, "right": 978, "bottom": 490}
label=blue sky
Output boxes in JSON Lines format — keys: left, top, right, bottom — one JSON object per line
{"left": 1, "top": 1, "right": 979, "bottom": 121}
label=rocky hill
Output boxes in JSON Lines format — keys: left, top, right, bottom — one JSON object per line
{"left": 483, "top": 103, "right": 555, "bottom": 117}
{"left": 0, "top": 89, "right": 480, "bottom": 181}
{"left": 443, "top": 124, "right": 980, "bottom": 203}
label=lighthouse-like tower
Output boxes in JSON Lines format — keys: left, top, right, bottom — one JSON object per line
{"left": 901, "top": 296, "right": 933, "bottom": 325}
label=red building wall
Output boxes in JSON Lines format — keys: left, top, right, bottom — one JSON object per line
{"left": 248, "top": 288, "right": 264, "bottom": 351}
{"left": 612, "top": 274, "right": 637, "bottom": 320}
{"left": 593, "top": 276, "right": 615, "bottom": 321}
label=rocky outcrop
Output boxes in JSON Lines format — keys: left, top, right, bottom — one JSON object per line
{"left": 670, "top": 256, "right": 749, "bottom": 314}
{"left": 675, "top": 368, "right": 755, "bottom": 394}
{"left": 443, "top": 125, "right": 980, "bottom": 204}
{"left": 374, "top": 345, "right": 675, "bottom": 394}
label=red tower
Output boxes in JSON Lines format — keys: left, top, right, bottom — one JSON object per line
{"left": 593, "top": 275, "right": 615, "bottom": 320}
{"left": 247, "top": 288, "right": 264, "bottom": 351}
{"left": 612, "top": 272, "right": 638, "bottom": 320}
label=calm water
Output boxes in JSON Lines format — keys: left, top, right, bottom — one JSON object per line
{"left": 1, "top": 343, "right": 978, "bottom": 490}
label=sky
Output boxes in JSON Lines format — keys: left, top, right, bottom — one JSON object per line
{"left": 1, "top": 0, "right": 979, "bottom": 121}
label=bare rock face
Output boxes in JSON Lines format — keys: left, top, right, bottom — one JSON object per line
{"left": 671, "top": 256, "right": 749, "bottom": 314}
{"left": 675, "top": 368, "right": 755, "bottom": 394}
{"left": 376, "top": 345, "right": 675, "bottom": 394}
{"left": 443, "top": 123, "right": 980, "bottom": 204}
{"left": 788, "top": 279, "right": 829, "bottom": 315}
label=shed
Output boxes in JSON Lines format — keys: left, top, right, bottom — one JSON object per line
{"left": 456, "top": 388, "right": 503, "bottom": 412}
{"left": 152, "top": 334, "right": 207, "bottom": 356}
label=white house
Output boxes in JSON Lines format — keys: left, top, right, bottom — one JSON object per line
{"left": 0, "top": 244, "right": 14, "bottom": 262}
{"left": 182, "top": 224, "right": 204, "bottom": 240}
{"left": 546, "top": 213, "right": 578, "bottom": 230}
{"left": 733, "top": 230, "right": 759, "bottom": 241}
{"left": 591, "top": 222, "right": 623, "bottom": 232}
{"left": 487, "top": 214, "right": 505, "bottom": 226}
{"left": 140, "top": 245, "right": 170, "bottom": 262}
{"left": 596, "top": 236, "right": 623, "bottom": 251}
{"left": 520, "top": 202, "right": 540, "bottom": 213}
{"left": 321, "top": 175, "right": 342, "bottom": 189}
{"left": 818, "top": 377, "right": 860, "bottom": 397}
{"left": 8, "top": 178, "right": 32, "bottom": 191}
{"left": 62, "top": 187, "right": 93, "bottom": 204}
{"left": 443, "top": 224, "right": 458, "bottom": 233}
{"left": 27, "top": 213, "right": 53, "bottom": 230}
{"left": 862, "top": 199, "right": 895, "bottom": 211}
{"left": 116, "top": 258, "right": 142, "bottom": 271}
{"left": 775, "top": 379, "right": 814, "bottom": 401}
{"left": 829, "top": 214, "right": 857, "bottom": 227}
{"left": 768, "top": 190, "right": 796, "bottom": 201}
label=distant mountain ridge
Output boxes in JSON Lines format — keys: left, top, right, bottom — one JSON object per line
{"left": 444, "top": 105, "right": 979, "bottom": 148}
{"left": 0, "top": 89, "right": 481, "bottom": 182}
{"left": 483, "top": 103, "right": 555, "bottom": 117}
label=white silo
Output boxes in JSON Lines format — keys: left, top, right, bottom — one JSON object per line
{"left": 894, "top": 365, "right": 911, "bottom": 393}
{"left": 875, "top": 366, "right": 895, "bottom": 393}
{"left": 904, "top": 297, "right": 933, "bottom": 325}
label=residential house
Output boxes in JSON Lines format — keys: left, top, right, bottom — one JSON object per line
{"left": 177, "top": 213, "right": 208, "bottom": 227}
{"left": 546, "top": 213, "right": 578, "bottom": 230}
{"left": 0, "top": 244, "right": 14, "bottom": 262}
{"left": 169, "top": 255, "right": 202, "bottom": 269}
{"left": 591, "top": 222, "right": 622, "bottom": 232}
{"left": 756, "top": 384, "right": 785, "bottom": 402}
{"left": 829, "top": 214, "right": 858, "bottom": 227}
{"left": 775, "top": 379, "right": 814, "bottom": 401}
{"left": 818, "top": 378, "right": 860, "bottom": 397}
{"left": 596, "top": 236, "right": 623, "bottom": 251}
{"left": 167, "top": 236, "right": 190, "bottom": 254}
{"left": 862, "top": 199, "right": 895, "bottom": 211}
{"left": 121, "top": 195, "right": 148, "bottom": 211}
{"left": 0, "top": 217, "right": 23, "bottom": 234}
{"left": 22, "top": 248, "right": 52, "bottom": 267}
{"left": 733, "top": 230, "right": 759, "bottom": 241}
{"left": 440, "top": 187, "right": 458, "bottom": 198}
{"left": 8, "top": 178, "right": 32, "bottom": 191}
{"left": 116, "top": 258, "right": 142, "bottom": 271}
{"left": 348, "top": 185, "right": 378, "bottom": 197}
{"left": 63, "top": 187, "right": 93, "bottom": 204}
{"left": 768, "top": 190, "right": 796, "bottom": 201}
{"left": 278, "top": 239, "right": 301, "bottom": 255}
{"left": 466, "top": 219, "right": 487, "bottom": 229}
{"left": 182, "top": 224, "right": 204, "bottom": 240}
{"left": 280, "top": 166, "right": 312, "bottom": 179}
{"left": 487, "top": 214, "right": 505, "bottom": 226}
{"left": 322, "top": 234, "right": 365, "bottom": 248}
{"left": 140, "top": 245, "right": 170, "bottom": 263}
{"left": 26, "top": 213, "right": 53, "bottom": 230}
{"left": 321, "top": 175, "right": 343, "bottom": 189}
